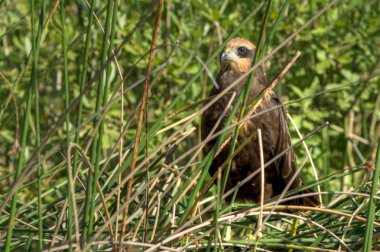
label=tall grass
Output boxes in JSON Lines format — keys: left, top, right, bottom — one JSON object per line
{"left": 0, "top": 0, "right": 379, "bottom": 251}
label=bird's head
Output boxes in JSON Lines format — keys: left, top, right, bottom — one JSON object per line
{"left": 220, "top": 38, "right": 256, "bottom": 73}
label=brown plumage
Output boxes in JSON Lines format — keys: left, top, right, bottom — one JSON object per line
{"left": 201, "top": 38, "right": 319, "bottom": 206}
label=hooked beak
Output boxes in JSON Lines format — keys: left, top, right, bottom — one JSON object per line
{"left": 221, "top": 50, "right": 228, "bottom": 61}
{"left": 220, "top": 48, "right": 236, "bottom": 71}
{"left": 221, "top": 48, "right": 236, "bottom": 63}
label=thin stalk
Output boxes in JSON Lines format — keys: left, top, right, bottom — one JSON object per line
{"left": 60, "top": 1, "right": 73, "bottom": 250}
{"left": 287, "top": 114, "right": 322, "bottom": 203}
{"left": 289, "top": 218, "right": 299, "bottom": 252}
{"left": 322, "top": 126, "right": 330, "bottom": 203}
{"left": 35, "top": 51, "right": 44, "bottom": 252}
{"left": 116, "top": 0, "right": 123, "bottom": 241}
{"left": 74, "top": 1, "right": 95, "bottom": 248}
{"left": 81, "top": 0, "right": 107, "bottom": 244}
{"left": 86, "top": 0, "right": 115, "bottom": 243}
{"left": 213, "top": 160, "right": 222, "bottom": 251}
{"left": 178, "top": 103, "right": 240, "bottom": 225}
{"left": 143, "top": 95, "right": 150, "bottom": 235}
{"left": 73, "top": 0, "right": 95, "bottom": 185}
{"left": 4, "top": 1, "right": 43, "bottom": 250}
{"left": 362, "top": 140, "right": 380, "bottom": 252}
{"left": 257, "top": 128, "right": 265, "bottom": 239}
{"left": 370, "top": 92, "right": 380, "bottom": 140}
{"left": 96, "top": 0, "right": 118, "bottom": 243}
{"left": 144, "top": 40, "right": 150, "bottom": 243}
{"left": 261, "top": 0, "right": 290, "bottom": 54}
{"left": 240, "top": 0, "right": 272, "bottom": 118}
{"left": 0, "top": 0, "right": 60, "bottom": 122}
{"left": 120, "top": 1, "right": 163, "bottom": 248}
{"left": 36, "top": 0, "right": 47, "bottom": 250}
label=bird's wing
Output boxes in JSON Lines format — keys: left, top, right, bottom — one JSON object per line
{"left": 270, "top": 92, "right": 320, "bottom": 206}
{"left": 269, "top": 92, "right": 301, "bottom": 188}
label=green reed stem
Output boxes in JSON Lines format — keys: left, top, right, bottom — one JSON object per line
{"left": 90, "top": 0, "right": 118, "bottom": 234}
{"left": 74, "top": 1, "right": 95, "bottom": 248}
{"left": 81, "top": 0, "right": 100, "bottom": 244}
{"left": 73, "top": 0, "right": 95, "bottom": 180}
{"left": 363, "top": 139, "right": 380, "bottom": 252}
{"left": 261, "top": 0, "right": 289, "bottom": 54}
{"left": 74, "top": 0, "right": 95, "bottom": 248}
{"left": 36, "top": 1, "right": 46, "bottom": 250}
{"left": 322, "top": 126, "right": 330, "bottom": 203}
{"left": 83, "top": 0, "right": 114, "bottom": 245}
{"left": 4, "top": 1, "right": 45, "bottom": 250}
{"left": 240, "top": 0, "right": 272, "bottom": 117}
{"left": 60, "top": 1, "right": 73, "bottom": 251}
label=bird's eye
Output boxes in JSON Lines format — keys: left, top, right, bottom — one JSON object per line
{"left": 237, "top": 46, "right": 247, "bottom": 55}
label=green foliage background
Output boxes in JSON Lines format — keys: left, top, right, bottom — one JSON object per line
{"left": 0, "top": 0, "right": 379, "bottom": 251}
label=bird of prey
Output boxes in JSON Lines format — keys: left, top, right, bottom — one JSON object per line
{"left": 201, "top": 38, "right": 319, "bottom": 206}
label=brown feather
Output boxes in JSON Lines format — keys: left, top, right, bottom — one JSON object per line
{"left": 201, "top": 38, "right": 320, "bottom": 206}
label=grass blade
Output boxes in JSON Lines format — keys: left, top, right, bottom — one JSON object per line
{"left": 363, "top": 140, "right": 380, "bottom": 252}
